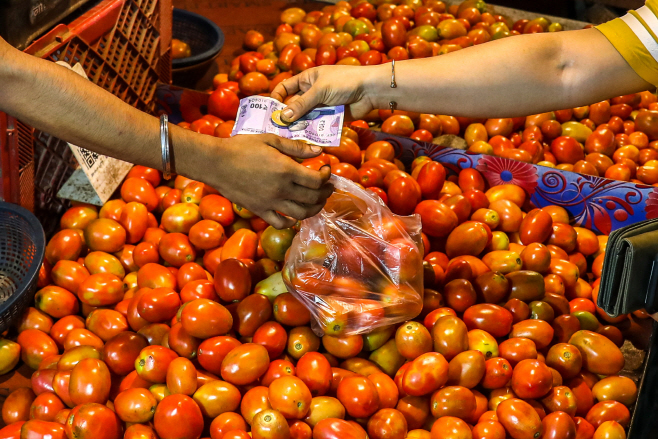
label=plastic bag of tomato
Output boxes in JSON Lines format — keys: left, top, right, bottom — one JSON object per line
{"left": 283, "top": 175, "right": 423, "bottom": 337}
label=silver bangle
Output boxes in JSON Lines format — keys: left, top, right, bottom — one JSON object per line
{"left": 389, "top": 59, "right": 397, "bottom": 111}
{"left": 160, "top": 114, "right": 172, "bottom": 180}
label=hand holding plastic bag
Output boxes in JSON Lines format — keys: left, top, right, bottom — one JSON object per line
{"left": 282, "top": 175, "right": 424, "bottom": 336}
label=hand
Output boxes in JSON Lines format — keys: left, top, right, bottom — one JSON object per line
{"left": 186, "top": 133, "right": 333, "bottom": 229}
{"left": 270, "top": 65, "right": 380, "bottom": 123}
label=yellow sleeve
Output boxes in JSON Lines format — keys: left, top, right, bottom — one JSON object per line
{"left": 596, "top": 2, "right": 658, "bottom": 87}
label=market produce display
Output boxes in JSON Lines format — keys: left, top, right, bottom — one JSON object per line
{"left": 0, "top": 128, "right": 646, "bottom": 439}
{"left": 181, "top": 0, "right": 658, "bottom": 188}
{"left": 1, "top": 1, "right": 654, "bottom": 439}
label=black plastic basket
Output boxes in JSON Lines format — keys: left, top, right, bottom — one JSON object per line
{"left": 171, "top": 8, "right": 224, "bottom": 70}
{"left": 0, "top": 203, "right": 46, "bottom": 333}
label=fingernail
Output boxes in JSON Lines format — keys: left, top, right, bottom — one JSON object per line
{"left": 282, "top": 108, "right": 294, "bottom": 119}
{"left": 311, "top": 145, "right": 322, "bottom": 153}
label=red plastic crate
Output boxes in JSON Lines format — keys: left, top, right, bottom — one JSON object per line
{"left": 0, "top": 0, "right": 172, "bottom": 237}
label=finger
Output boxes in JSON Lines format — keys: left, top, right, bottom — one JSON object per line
{"left": 271, "top": 76, "right": 301, "bottom": 103}
{"left": 261, "top": 210, "right": 296, "bottom": 229}
{"left": 319, "top": 165, "right": 332, "bottom": 184}
{"left": 288, "top": 182, "right": 334, "bottom": 205}
{"left": 278, "top": 200, "right": 320, "bottom": 221}
{"left": 280, "top": 88, "right": 322, "bottom": 123}
{"left": 267, "top": 135, "right": 323, "bottom": 159}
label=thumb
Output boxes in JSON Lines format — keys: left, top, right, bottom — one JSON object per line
{"left": 280, "top": 90, "right": 321, "bottom": 123}
{"left": 269, "top": 136, "right": 323, "bottom": 159}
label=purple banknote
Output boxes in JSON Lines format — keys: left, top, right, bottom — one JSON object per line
{"left": 230, "top": 96, "right": 345, "bottom": 147}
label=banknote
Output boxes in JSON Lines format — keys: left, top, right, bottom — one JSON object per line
{"left": 230, "top": 96, "right": 345, "bottom": 147}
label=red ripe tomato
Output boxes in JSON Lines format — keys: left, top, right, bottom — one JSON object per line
{"left": 414, "top": 200, "right": 458, "bottom": 237}
{"left": 63, "top": 403, "right": 122, "bottom": 439}
{"left": 137, "top": 287, "right": 181, "bottom": 323}
{"left": 316, "top": 44, "right": 337, "bottom": 65}
{"left": 416, "top": 161, "right": 446, "bottom": 200}
{"left": 84, "top": 219, "right": 126, "bottom": 254}
{"left": 337, "top": 376, "right": 380, "bottom": 418}
{"left": 388, "top": 177, "right": 421, "bottom": 216}
{"left": 511, "top": 359, "right": 553, "bottom": 399}
{"left": 401, "top": 352, "right": 449, "bottom": 396}
{"left": 199, "top": 194, "right": 234, "bottom": 227}
{"left": 331, "top": 163, "right": 360, "bottom": 183}
{"left": 382, "top": 115, "right": 415, "bottom": 137}
{"left": 121, "top": 178, "right": 158, "bottom": 211}
{"left": 208, "top": 88, "right": 240, "bottom": 121}
{"left": 158, "top": 233, "right": 196, "bottom": 267}
{"left": 296, "top": 352, "right": 332, "bottom": 397}
{"left": 69, "top": 358, "right": 111, "bottom": 405}
{"left": 154, "top": 395, "right": 204, "bottom": 439}
{"left": 551, "top": 136, "right": 584, "bottom": 164}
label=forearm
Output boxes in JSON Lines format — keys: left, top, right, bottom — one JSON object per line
{"left": 0, "top": 38, "right": 204, "bottom": 178}
{"left": 366, "top": 28, "right": 652, "bottom": 118}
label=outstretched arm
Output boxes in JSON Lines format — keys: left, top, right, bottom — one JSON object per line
{"left": 272, "top": 28, "right": 652, "bottom": 121}
{"left": 0, "top": 37, "right": 332, "bottom": 228}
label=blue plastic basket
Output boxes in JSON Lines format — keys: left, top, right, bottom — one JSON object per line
{"left": 0, "top": 202, "right": 45, "bottom": 333}
{"left": 172, "top": 8, "right": 224, "bottom": 70}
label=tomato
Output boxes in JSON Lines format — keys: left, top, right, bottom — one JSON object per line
{"left": 192, "top": 380, "right": 241, "bottom": 419}
{"left": 210, "top": 413, "right": 248, "bottom": 439}
{"left": 15, "top": 307, "right": 53, "bottom": 334}
{"left": 395, "top": 322, "right": 432, "bottom": 360}
{"left": 101, "top": 331, "right": 148, "bottom": 376}
{"left": 153, "top": 395, "right": 203, "bottom": 439}
{"left": 586, "top": 401, "right": 630, "bottom": 430}
{"left": 273, "top": 293, "right": 310, "bottom": 327}
{"left": 365, "top": 408, "right": 407, "bottom": 439}
{"left": 113, "top": 388, "right": 158, "bottom": 423}
{"left": 337, "top": 376, "right": 380, "bottom": 418}
{"left": 591, "top": 376, "right": 637, "bottom": 406}
{"left": 77, "top": 273, "right": 123, "bottom": 306}
{"left": 135, "top": 345, "right": 178, "bottom": 383}
{"left": 414, "top": 201, "right": 458, "bottom": 237}
{"left": 541, "top": 411, "right": 576, "bottom": 439}
{"left": 510, "top": 359, "right": 553, "bottom": 400}
{"left": 195, "top": 336, "right": 241, "bottom": 377}
{"left": 44, "top": 230, "right": 83, "bottom": 265}
{"left": 60, "top": 205, "right": 98, "bottom": 230}
{"left": 84, "top": 219, "right": 126, "bottom": 254}
{"left": 178, "top": 298, "right": 232, "bottom": 339}
{"left": 322, "top": 335, "right": 363, "bottom": 359}
{"left": 121, "top": 178, "right": 158, "bottom": 211}
{"left": 221, "top": 229, "right": 259, "bottom": 261}
{"left": 69, "top": 358, "right": 111, "bottom": 405}
{"left": 249, "top": 321, "right": 284, "bottom": 361}
{"left": 85, "top": 309, "right": 128, "bottom": 342}
{"left": 207, "top": 88, "right": 240, "bottom": 121}
{"left": 399, "top": 352, "right": 449, "bottom": 397}
{"left": 16, "top": 329, "right": 57, "bottom": 370}
{"left": 429, "top": 416, "right": 472, "bottom": 439}
{"left": 295, "top": 352, "right": 332, "bottom": 397}
{"left": 221, "top": 343, "right": 270, "bottom": 385}
{"left": 34, "top": 285, "right": 79, "bottom": 319}
{"left": 462, "top": 304, "right": 513, "bottom": 338}
{"left": 236, "top": 293, "right": 272, "bottom": 337}
{"left": 287, "top": 326, "right": 321, "bottom": 360}
{"left": 2, "top": 388, "right": 36, "bottom": 425}
{"left": 496, "top": 398, "right": 543, "bottom": 439}
{"left": 569, "top": 331, "right": 624, "bottom": 376}
{"left": 240, "top": 386, "right": 272, "bottom": 426}
{"left": 510, "top": 319, "right": 554, "bottom": 350}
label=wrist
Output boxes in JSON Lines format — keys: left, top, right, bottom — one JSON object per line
{"left": 364, "top": 62, "right": 401, "bottom": 111}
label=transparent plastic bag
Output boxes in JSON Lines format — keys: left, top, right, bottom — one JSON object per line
{"left": 282, "top": 175, "right": 424, "bottom": 336}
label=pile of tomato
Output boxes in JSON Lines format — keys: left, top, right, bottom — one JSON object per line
{"left": 182, "top": 0, "right": 658, "bottom": 187}
{"left": 0, "top": 113, "right": 647, "bottom": 439}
